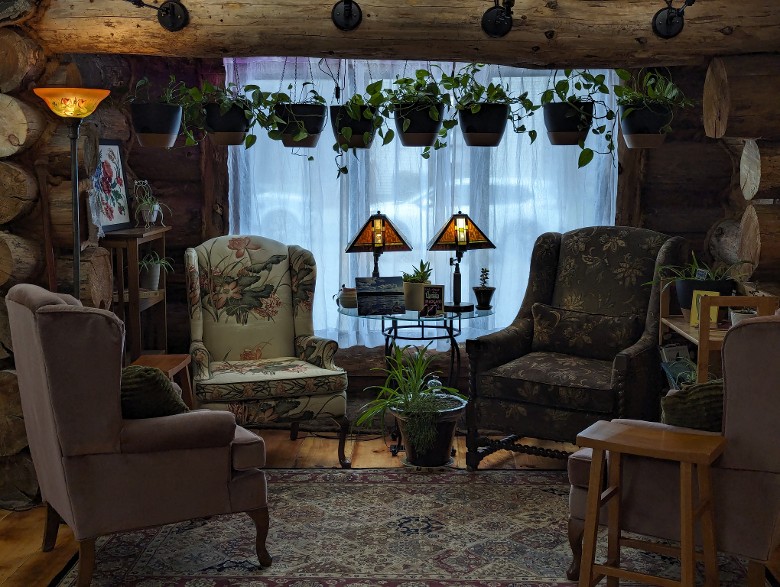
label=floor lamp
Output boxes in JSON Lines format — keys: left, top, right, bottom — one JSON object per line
{"left": 428, "top": 211, "right": 495, "bottom": 312}
{"left": 33, "top": 88, "right": 110, "bottom": 300}
{"left": 345, "top": 211, "right": 412, "bottom": 277}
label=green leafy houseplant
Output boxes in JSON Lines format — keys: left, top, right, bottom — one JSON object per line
{"left": 133, "top": 180, "right": 172, "bottom": 228}
{"left": 402, "top": 260, "right": 433, "bottom": 283}
{"left": 127, "top": 76, "right": 186, "bottom": 148}
{"left": 539, "top": 69, "right": 616, "bottom": 168}
{"left": 613, "top": 68, "right": 694, "bottom": 149}
{"left": 356, "top": 345, "right": 466, "bottom": 466}
{"left": 473, "top": 267, "right": 495, "bottom": 310}
{"left": 138, "top": 250, "right": 174, "bottom": 291}
{"left": 268, "top": 82, "right": 328, "bottom": 148}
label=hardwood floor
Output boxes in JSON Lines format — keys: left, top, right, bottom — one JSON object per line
{"left": 0, "top": 429, "right": 566, "bottom": 586}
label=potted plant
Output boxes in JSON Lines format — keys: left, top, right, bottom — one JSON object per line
{"left": 402, "top": 260, "right": 433, "bottom": 312}
{"left": 128, "top": 76, "right": 185, "bottom": 148}
{"left": 472, "top": 267, "right": 495, "bottom": 310}
{"left": 138, "top": 250, "right": 174, "bottom": 291}
{"left": 613, "top": 68, "right": 694, "bottom": 149}
{"left": 384, "top": 68, "right": 456, "bottom": 154}
{"left": 133, "top": 180, "right": 172, "bottom": 228}
{"left": 539, "top": 69, "right": 616, "bottom": 168}
{"left": 729, "top": 306, "right": 757, "bottom": 326}
{"left": 268, "top": 82, "right": 328, "bottom": 148}
{"left": 331, "top": 81, "right": 386, "bottom": 151}
{"left": 356, "top": 345, "right": 467, "bottom": 467}
{"left": 443, "top": 63, "right": 538, "bottom": 147}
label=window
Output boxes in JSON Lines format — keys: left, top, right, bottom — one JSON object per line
{"left": 227, "top": 58, "right": 617, "bottom": 347}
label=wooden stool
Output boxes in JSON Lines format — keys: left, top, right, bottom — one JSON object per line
{"left": 576, "top": 420, "right": 726, "bottom": 587}
{"left": 131, "top": 354, "right": 195, "bottom": 408}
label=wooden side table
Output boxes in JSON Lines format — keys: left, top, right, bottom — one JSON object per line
{"left": 576, "top": 420, "right": 726, "bottom": 587}
{"left": 131, "top": 354, "right": 194, "bottom": 409}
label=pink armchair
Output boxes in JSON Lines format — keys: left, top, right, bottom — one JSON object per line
{"left": 567, "top": 315, "right": 780, "bottom": 585}
{"left": 7, "top": 284, "right": 272, "bottom": 586}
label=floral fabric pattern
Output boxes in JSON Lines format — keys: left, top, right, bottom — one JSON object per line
{"left": 200, "top": 393, "right": 346, "bottom": 426}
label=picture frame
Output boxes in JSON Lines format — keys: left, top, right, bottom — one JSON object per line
{"left": 420, "top": 284, "right": 444, "bottom": 317}
{"left": 690, "top": 290, "right": 720, "bottom": 328}
{"left": 355, "top": 276, "right": 405, "bottom": 316}
{"left": 92, "top": 140, "right": 132, "bottom": 233}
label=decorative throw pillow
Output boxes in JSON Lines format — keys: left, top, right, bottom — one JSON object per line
{"left": 661, "top": 379, "right": 723, "bottom": 432}
{"left": 531, "top": 303, "right": 644, "bottom": 361}
{"left": 120, "top": 365, "right": 189, "bottom": 419}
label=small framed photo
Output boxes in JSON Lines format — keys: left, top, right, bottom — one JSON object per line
{"left": 420, "top": 284, "right": 444, "bottom": 317}
{"left": 92, "top": 140, "right": 132, "bottom": 233}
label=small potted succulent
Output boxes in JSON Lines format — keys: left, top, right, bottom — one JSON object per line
{"left": 138, "top": 250, "right": 174, "bottom": 291}
{"left": 472, "top": 267, "right": 495, "bottom": 310}
{"left": 402, "top": 260, "right": 433, "bottom": 312}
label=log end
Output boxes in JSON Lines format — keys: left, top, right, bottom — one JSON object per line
{"left": 703, "top": 57, "right": 728, "bottom": 140}
{"left": 740, "top": 139, "right": 761, "bottom": 201}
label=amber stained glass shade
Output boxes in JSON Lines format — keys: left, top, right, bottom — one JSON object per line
{"left": 427, "top": 212, "right": 495, "bottom": 251}
{"left": 33, "top": 88, "right": 110, "bottom": 118}
{"left": 345, "top": 213, "right": 412, "bottom": 253}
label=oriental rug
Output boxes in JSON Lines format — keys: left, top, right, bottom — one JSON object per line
{"left": 57, "top": 469, "right": 747, "bottom": 586}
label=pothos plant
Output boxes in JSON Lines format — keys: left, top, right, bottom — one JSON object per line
{"left": 539, "top": 69, "right": 617, "bottom": 168}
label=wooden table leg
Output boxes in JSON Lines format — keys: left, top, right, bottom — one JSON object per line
{"left": 174, "top": 366, "right": 195, "bottom": 409}
{"left": 698, "top": 464, "right": 720, "bottom": 587}
{"left": 579, "top": 447, "right": 606, "bottom": 587}
{"left": 606, "top": 452, "right": 622, "bottom": 587}
{"left": 680, "top": 461, "right": 696, "bottom": 586}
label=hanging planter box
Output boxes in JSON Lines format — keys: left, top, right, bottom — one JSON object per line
{"left": 130, "top": 103, "right": 183, "bottom": 148}
{"left": 458, "top": 103, "right": 510, "bottom": 147}
{"left": 619, "top": 104, "right": 673, "bottom": 149}
{"left": 393, "top": 102, "right": 445, "bottom": 147}
{"left": 273, "top": 103, "right": 327, "bottom": 148}
{"left": 330, "top": 104, "right": 377, "bottom": 149}
{"left": 542, "top": 101, "right": 594, "bottom": 146}
{"left": 205, "top": 103, "right": 250, "bottom": 146}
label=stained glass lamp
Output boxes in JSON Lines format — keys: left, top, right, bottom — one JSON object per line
{"left": 345, "top": 211, "right": 412, "bottom": 278}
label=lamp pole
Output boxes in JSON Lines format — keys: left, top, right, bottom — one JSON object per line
{"left": 67, "top": 118, "right": 83, "bottom": 298}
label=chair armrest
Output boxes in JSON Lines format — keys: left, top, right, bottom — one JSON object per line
{"left": 120, "top": 410, "right": 236, "bottom": 453}
{"left": 190, "top": 340, "right": 212, "bottom": 380}
{"left": 466, "top": 318, "right": 533, "bottom": 375}
{"left": 611, "top": 332, "right": 664, "bottom": 420}
{"left": 613, "top": 332, "right": 656, "bottom": 373}
{"left": 296, "top": 335, "right": 339, "bottom": 369}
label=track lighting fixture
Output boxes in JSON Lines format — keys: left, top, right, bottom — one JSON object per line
{"left": 652, "top": 0, "right": 696, "bottom": 39}
{"left": 124, "top": 0, "right": 189, "bottom": 32}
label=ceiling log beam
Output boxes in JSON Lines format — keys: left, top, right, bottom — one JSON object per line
{"left": 16, "top": 0, "right": 780, "bottom": 68}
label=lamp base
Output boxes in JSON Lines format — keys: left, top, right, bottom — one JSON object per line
{"left": 444, "top": 302, "right": 474, "bottom": 313}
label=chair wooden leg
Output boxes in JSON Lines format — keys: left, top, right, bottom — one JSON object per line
{"left": 42, "top": 503, "right": 62, "bottom": 552}
{"left": 747, "top": 560, "right": 767, "bottom": 587}
{"left": 465, "top": 398, "right": 480, "bottom": 471}
{"left": 336, "top": 415, "right": 352, "bottom": 469}
{"left": 76, "top": 538, "right": 95, "bottom": 587}
{"left": 566, "top": 516, "right": 585, "bottom": 581}
{"left": 289, "top": 422, "right": 299, "bottom": 441}
{"left": 247, "top": 508, "right": 273, "bottom": 568}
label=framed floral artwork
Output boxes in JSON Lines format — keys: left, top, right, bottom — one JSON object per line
{"left": 92, "top": 140, "right": 132, "bottom": 232}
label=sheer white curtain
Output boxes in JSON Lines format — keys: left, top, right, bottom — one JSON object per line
{"left": 226, "top": 58, "right": 617, "bottom": 347}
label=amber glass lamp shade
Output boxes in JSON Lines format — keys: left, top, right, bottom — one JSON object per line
{"left": 345, "top": 211, "right": 412, "bottom": 278}
{"left": 33, "top": 88, "right": 110, "bottom": 118}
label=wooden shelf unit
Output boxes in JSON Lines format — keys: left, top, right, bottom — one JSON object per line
{"left": 660, "top": 284, "right": 778, "bottom": 383}
{"left": 102, "top": 226, "right": 171, "bottom": 361}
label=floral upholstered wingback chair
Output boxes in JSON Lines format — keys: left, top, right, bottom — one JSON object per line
{"left": 185, "top": 235, "right": 351, "bottom": 468}
{"left": 465, "top": 226, "right": 686, "bottom": 470}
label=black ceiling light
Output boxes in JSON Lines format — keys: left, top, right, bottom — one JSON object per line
{"left": 652, "top": 0, "right": 696, "bottom": 39}
{"left": 124, "top": 0, "right": 189, "bottom": 32}
{"left": 481, "top": 0, "right": 514, "bottom": 38}
{"left": 332, "top": 0, "right": 362, "bottom": 31}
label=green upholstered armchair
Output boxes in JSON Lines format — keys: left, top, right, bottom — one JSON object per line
{"left": 185, "top": 235, "right": 351, "bottom": 468}
{"left": 465, "top": 226, "right": 685, "bottom": 469}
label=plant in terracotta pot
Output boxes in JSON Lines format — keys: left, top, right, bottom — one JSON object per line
{"left": 539, "top": 69, "right": 616, "bottom": 167}
{"left": 402, "top": 260, "right": 433, "bottom": 312}
{"left": 472, "top": 267, "right": 496, "bottom": 310}
{"left": 613, "top": 68, "right": 694, "bottom": 149}
{"left": 138, "top": 250, "right": 174, "bottom": 291}
{"left": 268, "top": 82, "right": 328, "bottom": 148}
{"left": 356, "top": 344, "right": 466, "bottom": 467}
{"left": 127, "top": 76, "right": 186, "bottom": 149}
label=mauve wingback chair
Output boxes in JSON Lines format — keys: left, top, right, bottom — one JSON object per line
{"left": 7, "top": 284, "right": 271, "bottom": 586}
{"left": 185, "top": 235, "right": 351, "bottom": 468}
{"left": 466, "top": 226, "right": 685, "bottom": 469}
{"left": 567, "top": 315, "right": 780, "bottom": 585}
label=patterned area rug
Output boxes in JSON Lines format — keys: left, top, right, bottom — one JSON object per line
{"left": 57, "top": 469, "right": 747, "bottom": 586}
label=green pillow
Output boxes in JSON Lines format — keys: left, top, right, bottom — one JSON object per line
{"left": 531, "top": 303, "right": 644, "bottom": 361}
{"left": 120, "top": 365, "right": 189, "bottom": 419}
{"left": 661, "top": 379, "right": 723, "bottom": 432}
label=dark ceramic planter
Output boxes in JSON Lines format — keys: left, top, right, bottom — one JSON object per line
{"left": 391, "top": 395, "right": 466, "bottom": 467}
{"left": 205, "top": 103, "right": 250, "bottom": 146}
{"left": 472, "top": 286, "right": 496, "bottom": 310}
{"left": 542, "top": 101, "right": 594, "bottom": 146}
{"left": 393, "top": 102, "right": 445, "bottom": 147}
{"left": 273, "top": 103, "right": 327, "bottom": 148}
{"left": 674, "top": 279, "right": 734, "bottom": 311}
{"left": 458, "top": 104, "right": 510, "bottom": 147}
{"left": 330, "top": 105, "right": 377, "bottom": 149}
{"left": 619, "top": 104, "right": 673, "bottom": 149}
{"left": 130, "top": 103, "right": 183, "bottom": 148}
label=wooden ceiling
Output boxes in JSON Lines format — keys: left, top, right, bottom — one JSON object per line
{"left": 11, "top": 0, "right": 780, "bottom": 68}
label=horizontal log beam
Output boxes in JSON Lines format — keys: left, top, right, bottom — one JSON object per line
{"left": 20, "top": 0, "right": 780, "bottom": 68}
